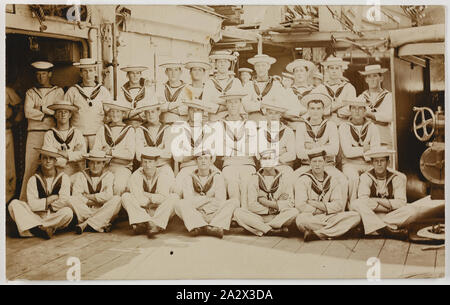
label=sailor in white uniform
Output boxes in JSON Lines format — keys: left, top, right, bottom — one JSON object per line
{"left": 64, "top": 58, "right": 112, "bottom": 150}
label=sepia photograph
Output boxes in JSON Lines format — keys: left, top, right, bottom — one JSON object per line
{"left": 2, "top": 2, "right": 446, "bottom": 283}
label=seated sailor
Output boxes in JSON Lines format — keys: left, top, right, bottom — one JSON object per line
{"left": 350, "top": 147, "right": 443, "bottom": 240}
{"left": 295, "top": 148, "right": 361, "bottom": 242}
{"left": 174, "top": 150, "right": 239, "bottom": 239}
{"left": 233, "top": 149, "right": 299, "bottom": 237}
{"left": 69, "top": 151, "right": 122, "bottom": 234}
{"left": 121, "top": 147, "right": 178, "bottom": 237}
{"left": 8, "top": 145, "right": 73, "bottom": 239}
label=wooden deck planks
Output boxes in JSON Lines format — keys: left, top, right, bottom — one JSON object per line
{"left": 6, "top": 223, "right": 441, "bottom": 281}
{"left": 402, "top": 242, "right": 438, "bottom": 279}
{"left": 319, "top": 239, "right": 360, "bottom": 279}
{"left": 6, "top": 232, "right": 94, "bottom": 280}
{"left": 273, "top": 237, "right": 303, "bottom": 253}
{"left": 434, "top": 248, "right": 445, "bottom": 277}
{"left": 377, "top": 239, "right": 410, "bottom": 279}
{"left": 17, "top": 235, "right": 124, "bottom": 281}
{"left": 340, "top": 239, "right": 386, "bottom": 279}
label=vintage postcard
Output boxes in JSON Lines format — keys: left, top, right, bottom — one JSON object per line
{"left": 3, "top": 2, "right": 446, "bottom": 283}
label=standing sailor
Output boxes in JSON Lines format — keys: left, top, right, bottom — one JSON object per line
{"left": 175, "top": 150, "right": 239, "bottom": 238}
{"left": 233, "top": 149, "right": 299, "bottom": 236}
{"left": 312, "top": 71, "right": 324, "bottom": 88}
{"left": 119, "top": 64, "right": 153, "bottom": 128}
{"left": 316, "top": 56, "right": 357, "bottom": 125}
{"left": 93, "top": 99, "right": 135, "bottom": 195}
{"left": 295, "top": 149, "right": 361, "bottom": 241}
{"left": 156, "top": 59, "right": 188, "bottom": 124}
{"left": 122, "top": 147, "right": 178, "bottom": 237}
{"left": 69, "top": 151, "right": 122, "bottom": 234}
{"left": 8, "top": 145, "right": 73, "bottom": 239}
{"left": 238, "top": 67, "right": 253, "bottom": 89}
{"left": 202, "top": 50, "right": 243, "bottom": 120}
{"left": 339, "top": 97, "right": 380, "bottom": 201}
{"left": 243, "top": 54, "right": 285, "bottom": 122}
{"left": 183, "top": 59, "right": 211, "bottom": 102}
{"left": 43, "top": 100, "right": 86, "bottom": 178}
{"left": 358, "top": 64, "right": 393, "bottom": 148}
{"left": 65, "top": 58, "right": 111, "bottom": 150}
{"left": 284, "top": 59, "right": 316, "bottom": 126}
{"left": 6, "top": 86, "right": 22, "bottom": 202}
{"left": 20, "top": 61, "right": 64, "bottom": 201}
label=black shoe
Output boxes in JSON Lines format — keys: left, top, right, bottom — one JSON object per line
{"left": 132, "top": 222, "right": 149, "bottom": 235}
{"left": 30, "top": 226, "right": 52, "bottom": 240}
{"left": 266, "top": 228, "right": 289, "bottom": 237}
{"left": 304, "top": 230, "right": 320, "bottom": 242}
{"left": 205, "top": 226, "right": 224, "bottom": 239}
{"left": 380, "top": 227, "right": 409, "bottom": 241}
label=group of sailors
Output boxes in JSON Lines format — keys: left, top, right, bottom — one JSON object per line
{"left": 7, "top": 50, "right": 434, "bottom": 242}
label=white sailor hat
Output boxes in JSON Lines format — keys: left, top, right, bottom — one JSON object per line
{"left": 35, "top": 145, "right": 62, "bottom": 159}
{"left": 73, "top": 58, "right": 99, "bottom": 68}
{"left": 120, "top": 65, "right": 148, "bottom": 73}
{"left": 238, "top": 67, "right": 253, "bottom": 74}
{"left": 365, "top": 146, "right": 396, "bottom": 159}
{"left": 321, "top": 56, "right": 349, "bottom": 69}
{"left": 184, "top": 99, "right": 219, "bottom": 113}
{"left": 103, "top": 98, "right": 134, "bottom": 112}
{"left": 248, "top": 54, "right": 276, "bottom": 66}
{"left": 48, "top": 100, "right": 79, "bottom": 112}
{"left": 261, "top": 97, "right": 288, "bottom": 114}
{"left": 286, "top": 59, "right": 315, "bottom": 73}
{"left": 217, "top": 89, "right": 247, "bottom": 105}
{"left": 209, "top": 50, "right": 236, "bottom": 61}
{"left": 307, "top": 147, "right": 327, "bottom": 160}
{"left": 135, "top": 99, "right": 165, "bottom": 113}
{"left": 84, "top": 150, "right": 112, "bottom": 162}
{"left": 259, "top": 148, "right": 279, "bottom": 167}
{"left": 31, "top": 61, "right": 54, "bottom": 71}
{"left": 300, "top": 92, "right": 332, "bottom": 109}
{"left": 159, "top": 59, "right": 184, "bottom": 69}
{"left": 184, "top": 59, "right": 212, "bottom": 71}
{"left": 344, "top": 96, "right": 367, "bottom": 108}
{"left": 141, "top": 147, "right": 163, "bottom": 160}
{"left": 359, "top": 64, "right": 389, "bottom": 76}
